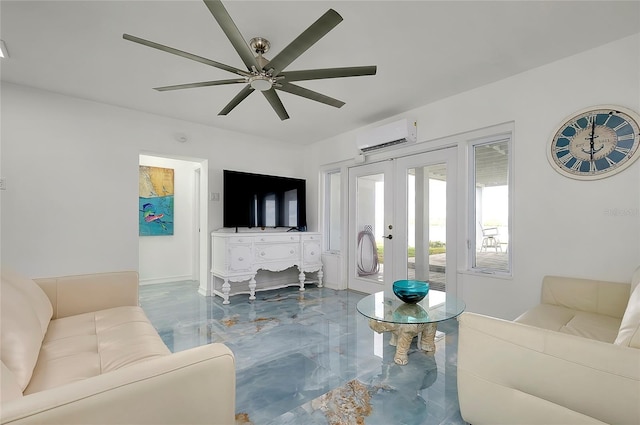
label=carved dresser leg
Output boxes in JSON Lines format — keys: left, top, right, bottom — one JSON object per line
{"left": 222, "top": 279, "right": 231, "bottom": 305}
{"left": 248, "top": 276, "right": 256, "bottom": 301}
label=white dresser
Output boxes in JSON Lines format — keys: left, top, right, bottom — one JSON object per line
{"left": 211, "top": 231, "right": 323, "bottom": 304}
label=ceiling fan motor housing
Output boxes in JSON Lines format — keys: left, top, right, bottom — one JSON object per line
{"left": 249, "top": 37, "right": 270, "bottom": 54}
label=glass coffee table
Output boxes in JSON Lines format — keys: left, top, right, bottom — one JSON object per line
{"left": 356, "top": 290, "right": 465, "bottom": 365}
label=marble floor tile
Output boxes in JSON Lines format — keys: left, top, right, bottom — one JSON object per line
{"left": 139, "top": 282, "right": 467, "bottom": 425}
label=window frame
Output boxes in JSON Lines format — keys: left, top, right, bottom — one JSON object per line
{"left": 322, "top": 168, "right": 342, "bottom": 253}
{"left": 467, "top": 133, "right": 513, "bottom": 276}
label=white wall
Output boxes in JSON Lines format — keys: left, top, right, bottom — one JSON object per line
{"left": 304, "top": 34, "right": 640, "bottom": 319}
{"left": 138, "top": 155, "right": 197, "bottom": 284}
{"left": 2, "top": 34, "right": 638, "bottom": 319}
{"left": 1, "top": 82, "right": 306, "bottom": 279}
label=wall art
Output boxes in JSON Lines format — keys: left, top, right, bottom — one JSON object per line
{"left": 139, "top": 166, "right": 174, "bottom": 236}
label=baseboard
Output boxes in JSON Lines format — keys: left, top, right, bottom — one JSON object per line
{"left": 139, "top": 275, "right": 195, "bottom": 285}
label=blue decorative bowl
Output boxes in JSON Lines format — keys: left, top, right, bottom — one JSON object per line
{"left": 393, "top": 280, "right": 429, "bottom": 304}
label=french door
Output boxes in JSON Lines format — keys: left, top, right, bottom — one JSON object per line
{"left": 348, "top": 148, "right": 458, "bottom": 295}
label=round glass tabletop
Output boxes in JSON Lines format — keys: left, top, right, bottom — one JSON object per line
{"left": 356, "top": 290, "right": 466, "bottom": 324}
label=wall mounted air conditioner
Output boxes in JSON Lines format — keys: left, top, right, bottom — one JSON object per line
{"left": 356, "top": 118, "right": 417, "bottom": 153}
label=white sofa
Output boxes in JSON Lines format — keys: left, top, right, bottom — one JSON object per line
{"left": 458, "top": 268, "right": 640, "bottom": 425}
{"left": 1, "top": 268, "right": 236, "bottom": 424}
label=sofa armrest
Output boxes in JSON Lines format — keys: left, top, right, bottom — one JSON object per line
{"left": 541, "top": 275, "right": 630, "bottom": 318}
{"left": 34, "top": 271, "right": 139, "bottom": 319}
{"left": 1, "top": 343, "right": 236, "bottom": 425}
{"left": 457, "top": 312, "right": 640, "bottom": 425}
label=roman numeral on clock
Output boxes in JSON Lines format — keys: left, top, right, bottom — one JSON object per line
{"left": 571, "top": 160, "right": 583, "bottom": 171}
{"left": 616, "top": 133, "right": 635, "bottom": 142}
{"left": 613, "top": 121, "right": 629, "bottom": 131}
{"left": 614, "top": 146, "right": 632, "bottom": 155}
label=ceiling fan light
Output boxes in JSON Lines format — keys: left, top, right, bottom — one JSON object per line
{"left": 249, "top": 75, "right": 272, "bottom": 91}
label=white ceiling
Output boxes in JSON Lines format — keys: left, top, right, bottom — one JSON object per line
{"left": 2, "top": 1, "right": 639, "bottom": 145}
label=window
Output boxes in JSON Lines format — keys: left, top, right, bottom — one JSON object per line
{"left": 264, "top": 193, "right": 276, "bottom": 227}
{"left": 324, "top": 170, "right": 342, "bottom": 252}
{"left": 469, "top": 136, "right": 511, "bottom": 274}
{"left": 284, "top": 189, "right": 298, "bottom": 226}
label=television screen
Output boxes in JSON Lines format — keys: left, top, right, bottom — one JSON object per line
{"left": 223, "top": 170, "right": 307, "bottom": 229}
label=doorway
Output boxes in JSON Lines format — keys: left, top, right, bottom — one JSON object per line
{"left": 348, "top": 148, "right": 458, "bottom": 295}
{"left": 138, "top": 154, "right": 208, "bottom": 289}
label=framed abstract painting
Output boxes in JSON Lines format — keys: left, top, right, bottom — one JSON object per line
{"left": 139, "top": 166, "right": 174, "bottom": 236}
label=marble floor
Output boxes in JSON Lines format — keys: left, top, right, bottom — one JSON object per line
{"left": 139, "top": 282, "right": 467, "bottom": 425}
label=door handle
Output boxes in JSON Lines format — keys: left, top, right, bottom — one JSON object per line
{"left": 383, "top": 234, "right": 393, "bottom": 239}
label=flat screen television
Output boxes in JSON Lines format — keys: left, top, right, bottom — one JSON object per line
{"left": 223, "top": 170, "right": 307, "bottom": 230}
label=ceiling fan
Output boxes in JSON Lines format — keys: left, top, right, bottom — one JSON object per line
{"left": 123, "top": 0, "right": 377, "bottom": 121}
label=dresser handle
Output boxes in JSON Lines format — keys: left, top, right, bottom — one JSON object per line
{"left": 238, "top": 257, "right": 244, "bottom": 261}
{"left": 310, "top": 251, "right": 315, "bottom": 255}
{"left": 290, "top": 250, "right": 294, "bottom": 254}
{"left": 261, "top": 252, "right": 265, "bottom": 256}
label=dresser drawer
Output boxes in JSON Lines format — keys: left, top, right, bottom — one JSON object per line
{"left": 255, "top": 243, "right": 299, "bottom": 262}
{"left": 254, "top": 234, "right": 299, "bottom": 243}
{"left": 229, "top": 236, "right": 252, "bottom": 244}
{"left": 228, "top": 245, "right": 253, "bottom": 272}
{"left": 303, "top": 240, "right": 321, "bottom": 264}
{"left": 302, "top": 234, "right": 320, "bottom": 241}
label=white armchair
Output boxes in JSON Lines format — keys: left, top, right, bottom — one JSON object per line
{"left": 457, "top": 269, "right": 640, "bottom": 425}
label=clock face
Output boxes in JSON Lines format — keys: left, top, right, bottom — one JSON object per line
{"left": 548, "top": 106, "right": 640, "bottom": 180}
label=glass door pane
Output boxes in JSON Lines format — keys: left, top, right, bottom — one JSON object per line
{"left": 407, "top": 164, "right": 447, "bottom": 291}
{"left": 394, "top": 147, "right": 457, "bottom": 296}
{"left": 356, "top": 173, "right": 384, "bottom": 283}
{"left": 348, "top": 161, "right": 393, "bottom": 294}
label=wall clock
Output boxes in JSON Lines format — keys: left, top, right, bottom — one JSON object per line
{"left": 548, "top": 105, "right": 640, "bottom": 180}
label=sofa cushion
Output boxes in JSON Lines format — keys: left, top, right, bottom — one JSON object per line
{"left": 0, "top": 282, "right": 49, "bottom": 392}
{"left": 1, "top": 361, "right": 23, "bottom": 403}
{"left": 559, "top": 311, "right": 621, "bottom": 342}
{"left": 515, "top": 304, "right": 577, "bottom": 331}
{"left": 541, "top": 276, "right": 630, "bottom": 319}
{"left": 24, "top": 306, "right": 170, "bottom": 394}
{"left": 614, "top": 283, "right": 640, "bottom": 348}
{"left": 631, "top": 266, "right": 640, "bottom": 294}
{"left": 516, "top": 304, "right": 621, "bottom": 343}
{"left": 1, "top": 267, "right": 52, "bottom": 336}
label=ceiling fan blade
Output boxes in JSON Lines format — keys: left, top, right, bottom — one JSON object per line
{"left": 154, "top": 79, "right": 246, "bottom": 92}
{"left": 202, "top": 0, "right": 261, "bottom": 71}
{"left": 262, "top": 90, "right": 290, "bottom": 121}
{"left": 219, "top": 85, "right": 254, "bottom": 116}
{"left": 267, "top": 9, "right": 343, "bottom": 76}
{"left": 282, "top": 66, "right": 377, "bottom": 82}
{"left": 123, "top": 34, "right": 248, "bottom": 76}
{"left": 277, "top": 83, "right": 345, "bottom": 108}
